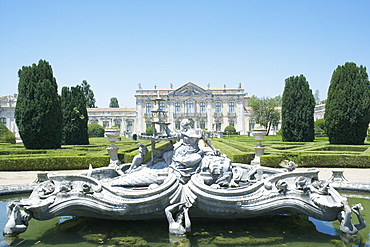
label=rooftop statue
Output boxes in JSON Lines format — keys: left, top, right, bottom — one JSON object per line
{"left": 3, "top": 119, "right": 366, "bottom": 238}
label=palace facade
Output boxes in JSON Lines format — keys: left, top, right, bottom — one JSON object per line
{"left": 3, "top": 82, "right": 306, "bottom": 138}
{"left": 135, "top": 82, "right": 249, "bottom": 135}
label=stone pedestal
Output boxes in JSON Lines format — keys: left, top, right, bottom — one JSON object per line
{"left": 250, "top": 129, "right": 267, "bottom": 166}
{"left": 329, "top": 170, "right": 347, "bottom": 182}
{"left": 105, "top": 129, "right": 121, "bottom": 167}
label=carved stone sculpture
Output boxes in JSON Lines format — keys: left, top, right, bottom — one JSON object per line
{"left": 2, "top": 119, "right": 367, "bottom": 237}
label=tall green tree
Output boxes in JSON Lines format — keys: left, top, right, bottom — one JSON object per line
{"left": 109, "top": 97, "right": 119, "bottom": 108}
{"left": 61, "top": 86, "right": 89, "bottom": 145}
{"left": 282, "top": 75, "right": 315, "bottom": 142}
{"left": 324, "top": 62, "right": 370, "bottom": 144}
{"left": 15, "top": 60, "right": 62, "bottom": 149}
{"left": 81, "top": 80, "right": 97, "bottom": 108}
{"left": 249, "top": 96, "right": 280, "bottom": 135}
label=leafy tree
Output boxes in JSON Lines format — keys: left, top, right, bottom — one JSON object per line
{"left": 88, "top": 123, "right": 105, "bottom": 137}
{"left": 249, "top": 96, "right": 280, "bottom": 135}
{"left": 61, "top": 86, "right": 89, "bottom": 145}
{"left": 15, "top": 60, "right": 62, "bottom": 149}
{"left": 324, "top": 62, "right": 370, "bottom": 144}
{"left": 0, "top": 124, "right": 16, "bottom": 144}
{"left": 81, "top": 80, "right": 97, "bottom": 108}
{"left": 109, "top": 97, "right": 119, "bottom": 108}
{"left": 282, "top": 75, "right": 315, "bottom": 142}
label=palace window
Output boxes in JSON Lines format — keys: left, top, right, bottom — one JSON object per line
{"left": 146, "top": 103, "right": 152, "bottom": 114}
{"left": 0, "top": 117, "right": 5, "bottom": 125}
{"left": 114, "top": 120, "right": 121, "bottom": 129}
{"left": 215, "top": 121, "right": 222, "bottom": 131}
{"left": 126, "top": 120, "right": 133, "bottom": 132}
{"left": 229, "top": 121, "right": 235, "bottom": 127}
{"left": 215, "top": 102, "right": 222, "bottom": 113}
{"left": 186, "top": 100, "right": 194, "bottom": 114}
{"left": 200, "top": 121, "right": 206, "bottom": 129}
{"left": 90, "top": 119, "right": 98, "bottom": 124}
{"left": 199, "top": 102, "right": 206, "bottom": 114}
{"left": 175, "top": 121, "right": 181, "bottom": 130}
{"left": 103, "top": 121, "right": 109, "bottom": 128}
{"left": 159, "top": 102, "right": 165, "bottom": 111}
{"left": 175, "top": 102, "right": 181, "bottom": 113}
{"left": 228, "top": 102, "right": 235, "bottom": 113}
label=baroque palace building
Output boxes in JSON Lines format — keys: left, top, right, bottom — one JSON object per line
{"left": 135, "top": 82, "right": 249, "bottom": 135}
{"left": 6, "top": 81, "right": 330, "bottom": 138}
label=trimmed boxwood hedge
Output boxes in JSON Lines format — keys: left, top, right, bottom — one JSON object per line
{"left": 260, "top": 153, "right": 370, "bottom": 168}
{"left": 213, "top": 141, "right": 254, "bottom": 164}
{"left": 0, "top": 156, "right": 109, "bottom": 171}
{"left": 2, "top": 136, "right": 370, "bottom": 171}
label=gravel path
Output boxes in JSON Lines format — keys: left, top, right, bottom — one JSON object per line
{"left": 0, "top": 167, "right": 369, "bottom": 186}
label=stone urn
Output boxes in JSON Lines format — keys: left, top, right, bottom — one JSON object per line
{"left": 105, "top": 129, "right": 121, "bottom": 167}
{"left": 251, "top": 128, "right": 267, "bottom": 165}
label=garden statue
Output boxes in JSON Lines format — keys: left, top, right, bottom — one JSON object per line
{"left": 166, "top": 119, "right": 221, "bottom": 183}
{"left": 3, "top": 118, "right": 367, "bottom": 238}
{"left": 125, "top": 142, "right": 148, "bottom": 174}
{"left": 165, "top": 201, "right": 191, "bottom": 236}
{"left": 339, "top": 199, "right": 366, "bottom": 235}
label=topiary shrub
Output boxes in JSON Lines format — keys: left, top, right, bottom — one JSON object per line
{"left": 224, "top": 125, "right": 237, "bottom": 135}
{"left": 0, "top": 125, "right": 16, "bottom": 144}
{"left": 88, "top": 123, "right": 105, "bottom": 137}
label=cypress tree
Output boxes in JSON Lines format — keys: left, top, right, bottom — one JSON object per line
{"left": 61, "top": 86, "right": 89, "bottom": 145}
{"left": 324, "top": 62, "right": 370, "bottom": 144}
{"left": 15, "top": 60, "right": 62, "bottom": 149}
{"left": 282, "top": 75, "right": 315, "bottom": 142}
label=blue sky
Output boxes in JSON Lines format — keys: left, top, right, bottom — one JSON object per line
{"left": 1, "top": 1, "right": 369, "bottom": 107}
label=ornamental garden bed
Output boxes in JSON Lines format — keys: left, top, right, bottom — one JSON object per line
{"left": 0, "top": 136, "right": 370, "bottom": 170}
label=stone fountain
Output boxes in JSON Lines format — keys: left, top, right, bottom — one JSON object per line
{"left": 3, "top": 119, "right": 366, "bottom": 238}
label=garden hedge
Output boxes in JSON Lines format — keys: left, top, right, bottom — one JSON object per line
{"left": 0, "top": 156, "right": 109, "bottom": 171}
{"left": 2, "top": 136, "right": 370, "bottom": 171}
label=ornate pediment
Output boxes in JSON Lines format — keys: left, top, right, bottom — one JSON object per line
{"left": 170, "top": 82, "right": 209, "bottom": 96}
